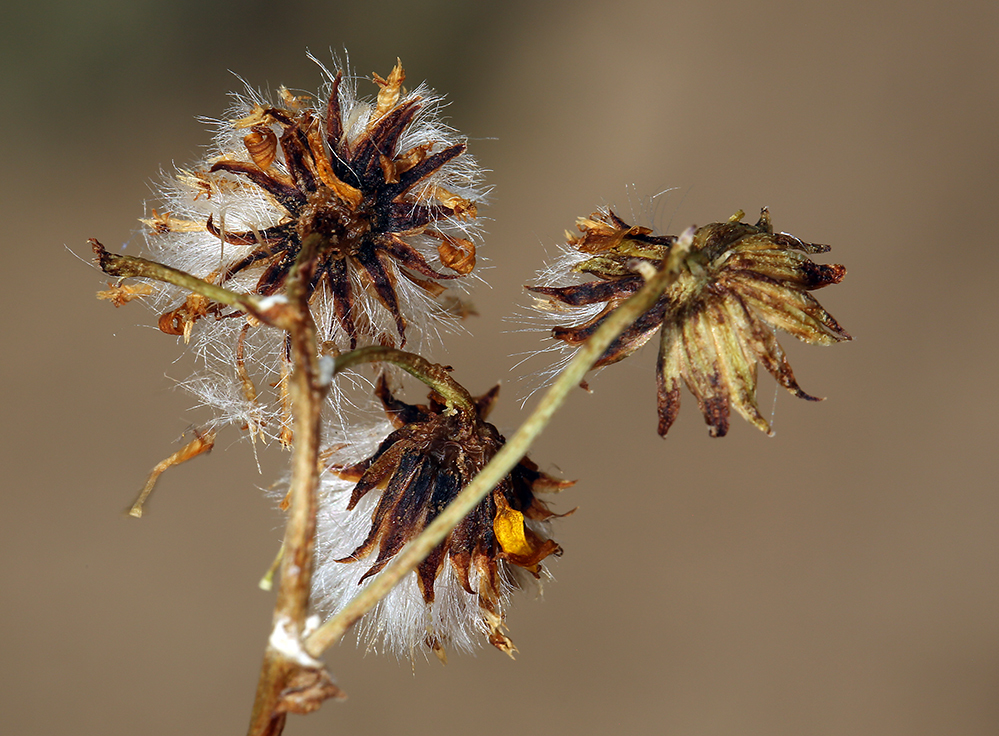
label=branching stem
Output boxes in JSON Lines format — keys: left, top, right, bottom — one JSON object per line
{"left": 245, "top": 234, "right": 342, "bottom": 736}
{"left": 304, "top": 240, "right": 690, "bottom": 657}
{"left": 93, "top": 230, "right": 689, "bottom": 736}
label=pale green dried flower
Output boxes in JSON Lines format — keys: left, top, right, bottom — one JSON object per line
{"left": 529, "top": 208, "right": 851, "bottom": 436}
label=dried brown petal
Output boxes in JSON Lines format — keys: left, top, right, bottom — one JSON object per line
{"left": 128, "top": 428, "right": 216, "bottom": 518}
{"left": 433, "top": 232, "right": 476, "bottom": 274}
{"left": 158, "top": 293, "right": 210, "bottom": 342}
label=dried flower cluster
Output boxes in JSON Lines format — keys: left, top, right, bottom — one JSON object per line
{"left": 91, "top": 50, "right": 851, "bottom": 710}
{"left": 94, "top": 56, "right": 578, "bottom": 660}
{"left": 529, "top": 208, "right": 851, "bottom": 436}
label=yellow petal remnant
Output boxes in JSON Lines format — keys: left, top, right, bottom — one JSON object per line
{"left": 493, "top": 495, "right": 535, "bottom": 559}
{"left": 493, "top": 492, "right": 562, "bottom": 572}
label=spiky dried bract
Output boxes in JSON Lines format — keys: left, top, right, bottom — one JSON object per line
{"left": 122, "top": 57, "right": 485, "bottom": 440}
{"left": 528, "top": 208, "right": 851, "bottom": 437}
{"left": 311, "top": 376, "right": 570, "bottom": 658}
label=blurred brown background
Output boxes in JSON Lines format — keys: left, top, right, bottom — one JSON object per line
{"left": 2, "top": 1, "right": 997, "bottom": 734}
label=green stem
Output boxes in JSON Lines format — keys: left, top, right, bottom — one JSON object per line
{"left": 89, "top": 239, "right": 290, "bottom": 328}
{"left": 304, "top": 240, "right": 689, "bottom": 657}
{"left": 333, "top": 346, "right": 475, "bottom": 412}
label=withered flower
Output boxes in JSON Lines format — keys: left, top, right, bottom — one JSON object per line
{"left": 112, "top": 55, "right": 485, "bottom": 441}
{"left": 148, "top": 57, "right": 483, "bottom": 347}
{"left": 311, "top": 375, "right": 571, "bottom": 658}
{"left": 528, "top": 208, "right": 851, "bottom": 437}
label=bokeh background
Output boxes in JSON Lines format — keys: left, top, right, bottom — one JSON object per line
{"left": 3, "top": 1, "right": 998, "bottom": 734}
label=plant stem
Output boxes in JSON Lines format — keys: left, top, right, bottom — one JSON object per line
{"left": 332, "top": 346, "right": 475, "bottom": 412}
{"left": 246, "top": 235, "right": 339, "bottom": 736}
{"left": 89, "top": 239, "right": 294, "bottom": 329}
{"left": 304, "top": 241, "right": 689, "bottom": 657}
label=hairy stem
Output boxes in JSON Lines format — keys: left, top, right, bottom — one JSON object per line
{"left": 92, "top": 234, "right": 342, "bottom": 734}
{"left": 305, "top": 240, "right": 690, "bottom": 656}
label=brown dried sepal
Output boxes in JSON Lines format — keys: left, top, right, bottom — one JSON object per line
{"left": 277, "top": 667, "right": 346, "bottom": 715}
{"left": 400, "top": 270, "right": 447, "bottom": 297}
{"left": 531, "top": 472, "right": 577, "bottom": 494}
{"left": 158, "top": 293, "right": 210, "bottom": 343}
{"left": 484, "top": 610, "right": 517, "bottom": 659}
{"left": 97, "top": 281, "right": 154, "bottom": 307}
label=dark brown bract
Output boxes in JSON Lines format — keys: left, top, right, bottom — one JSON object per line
{"left": 529, "top": 208, "right": 851, "bottom": 437}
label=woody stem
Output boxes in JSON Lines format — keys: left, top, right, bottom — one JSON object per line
{"left": 246, "top": 234, "right": 332, "bottom": 736}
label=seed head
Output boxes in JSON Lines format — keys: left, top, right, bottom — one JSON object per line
{"left": 119, "top": 55, "right": 486, "bottom": 439}
{"left": 528, "top": 208, "right": 851, "bottom": 437}
{"left": 311, "top": 375, "right": 571, "bottom": 658}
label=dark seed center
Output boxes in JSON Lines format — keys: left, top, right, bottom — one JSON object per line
{"left": 298, "top": 185, "right": 374, "bottom": 257}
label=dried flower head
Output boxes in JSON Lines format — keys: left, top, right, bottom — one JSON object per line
{"left": 311, "top": 375, "right": 571, "bottom": 658}
{"left": 528, "top": 208, "right": 851, "bottom": 437}
{"left": 117, "top": 55, "right": 485, "bottom": 439}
